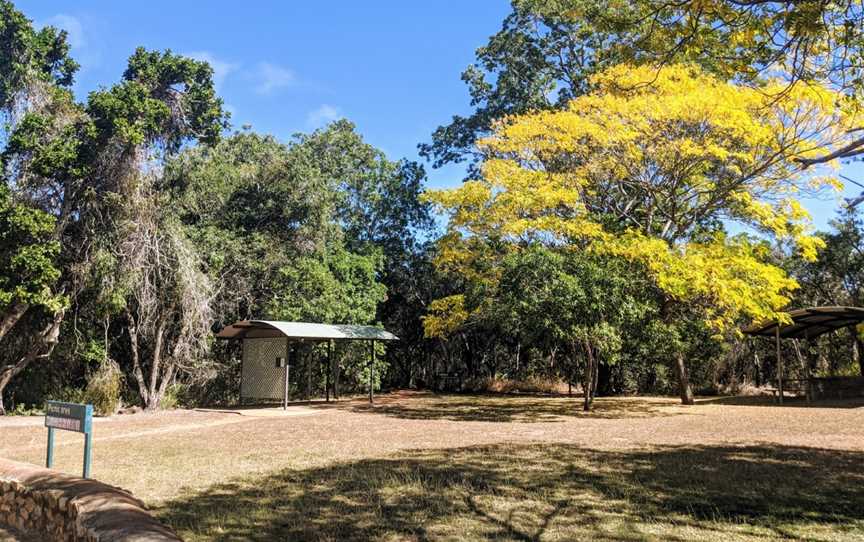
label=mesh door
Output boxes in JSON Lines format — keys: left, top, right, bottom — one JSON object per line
{"left": 241, "top": 338, "right": 288, "bottom": 400}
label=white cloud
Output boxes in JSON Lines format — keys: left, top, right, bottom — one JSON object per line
{"left": 44, "top": 14, "right": 85, "bottom": 49}
{"left": 185, "top": 51, "right": 238, "bottom": 91}
{"left": 254, "top": 62, "right": 296, "bottom": 95}
{"left": 40, "top": 14, "right": 101, "bottom": 72}
{"left": 306, "top": 104, "right": 341, "bottom": 128}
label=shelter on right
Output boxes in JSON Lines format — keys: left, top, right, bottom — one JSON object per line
{"left": 743, "top": 306, "right": 864, "bottom": 402}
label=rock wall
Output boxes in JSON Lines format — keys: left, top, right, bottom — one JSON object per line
{"left": 0, "top": 458, "right": 180, "bottom": 541}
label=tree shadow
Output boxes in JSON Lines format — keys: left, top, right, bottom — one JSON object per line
{"left": 157, "top": 443, "right": 864, "bottom": 541}
{"left": 342, "top": 393, "right": 686, "bottom": 423}
{"left": 697, "top": 395, "right": 864, "bottom": 409}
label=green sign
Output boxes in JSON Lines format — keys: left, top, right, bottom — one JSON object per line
{"left": 45, "top": 401, "right": 92, "bottom": 433}
{"left": 45, "top": 400, "right": 93, "bottom": 478}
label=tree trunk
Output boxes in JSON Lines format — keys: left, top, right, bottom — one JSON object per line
{"left": 753, "top": 351, "right": 762, "bottom": 387}
{"left": 582, "top": 338, "right": 596, "bottom": 411}
{"left": 0, "top": 302, "right": 29, "bottom": 342}
{"left": 674, "top": 351, "right": 695, "bottom": 405}
{"left": 660, "top": 300, "right": 695, "bottom": 405}
{"left": 152, "top": 362, "right": 176, "bottom": 409}
{"left": 145, "top": 317, "right": 169, "bottom": 410}
{"left": 0, "top": 310, "right": 64, "bottom": 415}
{"left": 126, "top": 311, "right": 149, "bottom": 407}
{"left": 0, "top": 367, "right": 15, "bottom": 415}
{"left": 854, "top": 337, "right": 864, "bottom": 377}
{"left": 515, "top": 340, "right": 521, "bottom": 376}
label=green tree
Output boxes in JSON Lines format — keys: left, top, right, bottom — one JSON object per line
{"left": 0, "top": 184, "right": 65, "bottom": 413}
{"left": 424, "top": 244, "right": 652, "bottom": 409}
{"left": 426, "top": 64, "right": 847, "bottom": 403}
{"left": 0, "top": 0, "right": 77, "bottom": 111}
{"left": 164, "top": 128, "right": 387, "bottom": 327}
{"left": 792, "top": 206, "right": 864, "bottom": 375}
{"left": 288, "top": 121, "right": 435, "bottom": 386}
{"left": 496, "top": 247, "right": 648, "bottom": 410}
{"left": 162, "top": 125, "right": 403, "bottom": 397}
{"left": 0, "top": 1, "right": 78, "bottom": 412}
{"left": 423, "top": 1, "right": 864, "bottom": 177}
{"left": 420, "top": 0, "right": 653, "bottom": 173}
{"left": 0, "top": 0, "right": 227, "bottom": 412}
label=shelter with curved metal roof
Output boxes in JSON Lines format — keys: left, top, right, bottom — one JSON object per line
{"left": 216, "top": 320, "right": 399, "bottom": 341}
{"left": 743, "top": 306, "right": 864, "bottom": 340}
{"left": 216, "top": 320, "right": 398, "bottom": 407}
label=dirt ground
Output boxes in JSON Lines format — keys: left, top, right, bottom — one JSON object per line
{"left": 1, "top": 392, "right": 863, "bottom": 540}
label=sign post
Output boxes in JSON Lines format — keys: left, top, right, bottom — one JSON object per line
{"left": 45, "top": 401, "right": 93, "bottom": 478}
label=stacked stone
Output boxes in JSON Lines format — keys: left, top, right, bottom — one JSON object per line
{"left": 0, "top": 480, "right": 82, "bottom": 540}
{"left": 0, "top": 459, "right": 181, "bottom": 541}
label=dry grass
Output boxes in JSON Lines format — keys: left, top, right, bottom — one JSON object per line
{"left": 2, "top": 392, "right": 864, "bottom": 541}
{"left": 461, "top": 377, "right": 570, "bottom": 395}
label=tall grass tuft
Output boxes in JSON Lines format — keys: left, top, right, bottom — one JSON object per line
{"left": 463, "top": 377, "right": 569, "bottom": 395}
{"left": 83, "top": 358, "right": 124, "bottom": 416}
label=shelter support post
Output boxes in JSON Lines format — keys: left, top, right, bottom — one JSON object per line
{"left": 369, "top": 340, "right": 375, "bottom": 404}
{"left": 796, "top": 335, "right": 813, "bottom": 403}
{"left": 307, "top": 344, "right": 312, "bottom": 403}
{"left": 776, "top": 326, "right": 784, "bottom": 404}
{"left": 283, "top": 360, "right": 290, "bottom": 410}
{"left": 283, "top": 339, "right": 290, "bottom": 410}
{"left": 326, "top": 340, "right": 332, "bottom": 402}
{"left": 238, "top": 340, "right": 245, "bottom": 407}
{"left": 334, "top": 343, "right": 340, "bottom": 400}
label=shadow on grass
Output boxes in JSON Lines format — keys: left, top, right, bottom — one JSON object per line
{"left": 697, "top": 395, "right": 864, "bottom": 409}
{"left": 158, "top": 443, "right": 864, "bottom": 541}
{"left": 342, "top": 393, "right": 683, "bottom": 423}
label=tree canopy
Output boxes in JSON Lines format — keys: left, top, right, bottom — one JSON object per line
{"left": 2, "top": 0, "right": 864, "bottom": 414}
{"left": 424, "top": 62, "right": 857, "bottom": 403}
{"left": 428, "top": 64, "right": 853, "bottom": 328}
{"left": 423, "top": 1, "right": 864, "bottom": 174}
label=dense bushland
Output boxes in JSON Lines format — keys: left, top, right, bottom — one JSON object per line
{"left": 1, "top": 1, "right": 863, "bottom": 413}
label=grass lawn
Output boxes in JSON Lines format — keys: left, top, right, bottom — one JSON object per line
{"left": 2, "top": 392, "right": 863, "bottom": 541}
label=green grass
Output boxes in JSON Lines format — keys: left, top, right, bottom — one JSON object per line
{"left": 159, "top": 442, "right": 864, "bottom": 541}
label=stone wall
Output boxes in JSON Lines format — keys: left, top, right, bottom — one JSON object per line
{"left": 0, "top": 458, "right": 180, "bottom": 541}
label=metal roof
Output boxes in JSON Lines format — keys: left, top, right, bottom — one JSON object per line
{"left": 216, "top": 320, "right": 399, "bottom": 341}
{"left": 743, "top": 306, "right": 864, "bottom": 339}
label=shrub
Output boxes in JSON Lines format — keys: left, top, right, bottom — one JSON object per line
{"left": 182, "top": 356, "right": 241, "bottom": 407}
{"left": 57, "top": 386, "right": 87, "bottom": 404}
{"left": 159, "top": 383, "right": 185, "bottom": 410}
{"left": 7, "top": 403, "right": 43, "bottom": 416}
{"left": 463, "top": 377, "right": 568, "bottom": 395}
{"left": 83, "top": 358, "right": 123, "bottom": 416}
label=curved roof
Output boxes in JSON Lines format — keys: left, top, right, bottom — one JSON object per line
{"left": 216, "top": 320, "right": 399, "bottom": 341}
{"left": 743, "top": 306, "right": 864, "bottom": 339}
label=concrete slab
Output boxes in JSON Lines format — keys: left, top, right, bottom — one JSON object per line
{"left": 194, "top": 405, "right": 325, "bottom": 418}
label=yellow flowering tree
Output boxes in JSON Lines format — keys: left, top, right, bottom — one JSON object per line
{"left": 425, "top": 63, "right": 858, "bottom": 404}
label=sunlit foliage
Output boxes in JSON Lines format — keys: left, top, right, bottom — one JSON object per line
{"left": 426, "top": 64, "right": 858, "bottom": 333}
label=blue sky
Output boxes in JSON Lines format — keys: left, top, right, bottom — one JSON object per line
{"left": 18, "top": 0, "right": 864, "bottom": 231}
